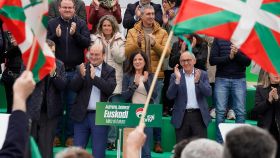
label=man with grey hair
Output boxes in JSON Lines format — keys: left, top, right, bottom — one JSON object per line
{"left": 125, "top": 3, "right": 170, "bottom": 154}
{"left": 69, "top": 44, "right": 116, "bottom": 158}
{"left": 55, "top": 147, "right": 93, "bottom": 158}
{"left": 123, "top": 0, "right": 163, "bottom": 32}
{"left": 167, "top": 52, "right": 212, "bottom": 143}
{"left": 181, "top": 138, "right": 223, "bottom": 158}
{"left": 223, "top": 126, "right": 277, "bottom": 158}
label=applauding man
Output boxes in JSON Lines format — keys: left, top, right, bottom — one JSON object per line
{"left": 70, "top": 44, "right": 116, "bottom": 158}
{"left": 47, "top": 0, "right": 91, "bottom": 146}
{"left": 167, "top": 52, "right": 212, "bottom": 143}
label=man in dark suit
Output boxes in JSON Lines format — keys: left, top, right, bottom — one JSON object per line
{"left": 123, "top": 0, "right": 163, "bottom": 32}
{"left": 70, "top": 44, "right": 116, "bottom": 158}
{"left": 167, "top": 51, "right": 212, "bottom": 143}
{"left": 27, "top": 40, "right": 67, "bottom": 158}
{"left": 0, "top": 71, "right": 35, "bottom": 157}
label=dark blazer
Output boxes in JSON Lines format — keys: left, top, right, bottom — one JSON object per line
{"left": 27, "top": 60, "right": 67, "bottom": 120}
{"left": 0, "top": 111, "right": 29, "bottom": 158}
{"left": 166, "top": 69, "right": 212, "bottom": 128}
{"left": 122, "top": 73, "right": 158, "bottom": 103}
{"left": 70, "top": 62, "right": 116, "bottom": 122}
{"left": 252, "top": 85, "right": 280, "bottom": 131}
{"left": 123, "top": 1, "right": 163, "bottom": 30}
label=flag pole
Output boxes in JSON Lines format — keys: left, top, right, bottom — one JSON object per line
{"left": 26, "top": 9, "right": 43, "bottom": 71}
{"left": 139, "top": 30, "right": 174, "bottom": 126}
{"left": 26, "top": 36, "right": 37, "bottom": 71}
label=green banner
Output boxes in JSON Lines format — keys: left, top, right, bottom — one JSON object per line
{"left": 96, "top": 102, "right": 162, "bottom": 127}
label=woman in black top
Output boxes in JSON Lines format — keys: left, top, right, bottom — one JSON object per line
{"left": 253, "top": 72, "right": 280, "bottom": 158}
{"left": 1, "top": 31, "right": 22, "bottom": 113}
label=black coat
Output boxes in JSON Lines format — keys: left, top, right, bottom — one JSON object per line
{"left": 27, "top": 60, "right": 67, "bottom": 120}
{"left": 123, "top": 1, "right": 163, "bottom": 30}
{"left": 70, "top": 62, "right": 116, "bottom": 122}
{"left": 47, "top": 16, "right": 91, "bottom": 68}
{"left": 0, "top": 111, "right": 29, "bottom": 158}
{"left": 0, "top": 21, "right": 5, "bottom": 68}
{"left": 252, "top": 85, "right": 280, "bottom": 132}
{"left": 209, "top": 38, "right": 251, "bottom": 79}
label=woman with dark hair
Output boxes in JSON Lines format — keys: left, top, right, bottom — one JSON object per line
{"left": 169, "top": 34, "right": 208, "bottom": 71}
{"left": 122, "top": 50, "right": 158, "bottom": 158}
{"left": 253, "top": 72, "right": 280, "bottom": 158}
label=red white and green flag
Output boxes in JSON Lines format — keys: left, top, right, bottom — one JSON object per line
{"left": 173, "top": 0, "right": 280, "bottom": 75}
{"left": 0, "top": 0, "right": 55, "bottom": 81}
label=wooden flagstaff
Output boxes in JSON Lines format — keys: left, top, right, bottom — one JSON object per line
{"left": 139, "top": 30, "right": 174, "bottom": 126}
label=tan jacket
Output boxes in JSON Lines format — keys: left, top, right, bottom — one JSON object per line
{"left": 125, "top": 21, "right": 170, "bottom": 78}
{"left": 91, "top": 32, "right": 126, "bottom": 94}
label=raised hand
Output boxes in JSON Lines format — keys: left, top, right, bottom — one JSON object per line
{"left": 126, "top": 123, "right": 146, "bottom": 158}
{"left": 12, "top": 70, "right": 35, "bottom": 112}
{"left": 90, "top": 64, "right": 96, "bottom": 79}
{"left": 56, "top": 24, "right": 61, "bottom": 37}
{"left": 134, "top": 73, "right": 141, "bottom": 86}
{"left": 137, "top": 31, "right": 143, "bottom": 48}
{"left": 180, "top": 42, "right": 186, "bottom": 53}
{"left": 162, "top": 13, "right": 168, "bottom": 25}
{"left": 191, "top": 36, "right": 197, "bottom": 48}
{"left": 148, "top": 34, "right": 155, "bottom": 46}
{"left": 69, "top": 22, "right": 76, "bottom": 35}
{"left": 271, "top": 87, "right": 279, "bottom": 100}
{"left": 268, "top": 87, "right": 278, "bottom": 103}
{"left": 50, "top": 63, "right": 57, "bottom": 77}
{"left": 174, "top": 64, "right": 181, "bottom": 83}
{"left": 194, "top": 69, "right": 201, "bottom": 83}
{"left": 93, "top": 0, "right": 100, "bottom": 6}
{"left": 135, "top": 5, "right": 141, "bottom": 20}
{"left": 79, "top": 63, "right": 86, "bottom": 77}
{"left": 229, "top": 44, "right": 238, "bottom": 60}
{"left": 143, "top": 71, "right": 149, "bottom": 82}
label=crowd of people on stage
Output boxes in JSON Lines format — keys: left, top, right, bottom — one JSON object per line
{"left": 0, "top": 0, "right": 280, "bottom": 158}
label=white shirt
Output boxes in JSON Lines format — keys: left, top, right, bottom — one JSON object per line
{"left": 87, "top": 64, "right": 102, "bottom": 110}
{"left": 183, "top": 69, "right": 199, "bottom": 109}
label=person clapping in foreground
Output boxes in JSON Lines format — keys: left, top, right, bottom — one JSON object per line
{"left": 0, "top": 71, "right": 35, "bottom": 158}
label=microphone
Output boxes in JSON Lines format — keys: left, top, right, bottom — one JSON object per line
{"left": 107, "top": 87, "right": 133, "bottom": 103}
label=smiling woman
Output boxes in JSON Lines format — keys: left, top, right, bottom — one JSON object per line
{"left": 121, "top": 50, "right": 158, "bottom": 158}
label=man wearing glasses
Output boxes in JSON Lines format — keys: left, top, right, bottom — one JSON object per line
{"left": 167, "top": 51, "right": 212, "bottom": 143}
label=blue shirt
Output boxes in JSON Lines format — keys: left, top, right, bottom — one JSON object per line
{"left": 87, "top": 64, "right": 102, "bottom": 110}
{"left": 183, "top": 69, "right": 199, "bottom": 109}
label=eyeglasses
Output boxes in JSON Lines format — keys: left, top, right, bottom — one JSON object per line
{"left": 180, "top": 59, "right": 192, "bottom": 64}
{"left": 61, "top": 6, "right": 74, "bottom": 10}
